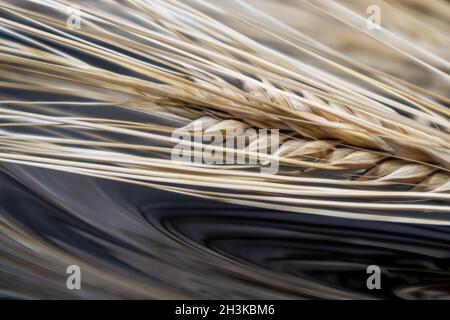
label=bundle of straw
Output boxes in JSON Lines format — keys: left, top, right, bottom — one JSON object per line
{"left": 0, "top": 0, "right": 448, "bottom": 224}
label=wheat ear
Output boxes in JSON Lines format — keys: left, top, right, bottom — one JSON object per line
{"left": 0, "top": 0, "right": 448, "bottom": 224}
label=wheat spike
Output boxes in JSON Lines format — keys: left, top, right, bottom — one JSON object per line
{"left": 0, "top": 0, "right": 448, "bottom": 225}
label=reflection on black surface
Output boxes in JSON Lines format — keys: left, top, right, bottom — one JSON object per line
{"left": 0, "top": 164, "right": 449, "bottom": 299}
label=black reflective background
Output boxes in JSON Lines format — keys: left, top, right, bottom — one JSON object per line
{"left": 1, "top": 164, "right": 449, "bottom": 299}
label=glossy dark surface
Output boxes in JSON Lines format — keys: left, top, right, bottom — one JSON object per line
{"left": 1, "top": 164, "right": 449, "bottom": 299}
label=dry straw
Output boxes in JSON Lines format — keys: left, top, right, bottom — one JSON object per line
{"left": 0, "top": 0, "right": 448, "bottom": 224}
